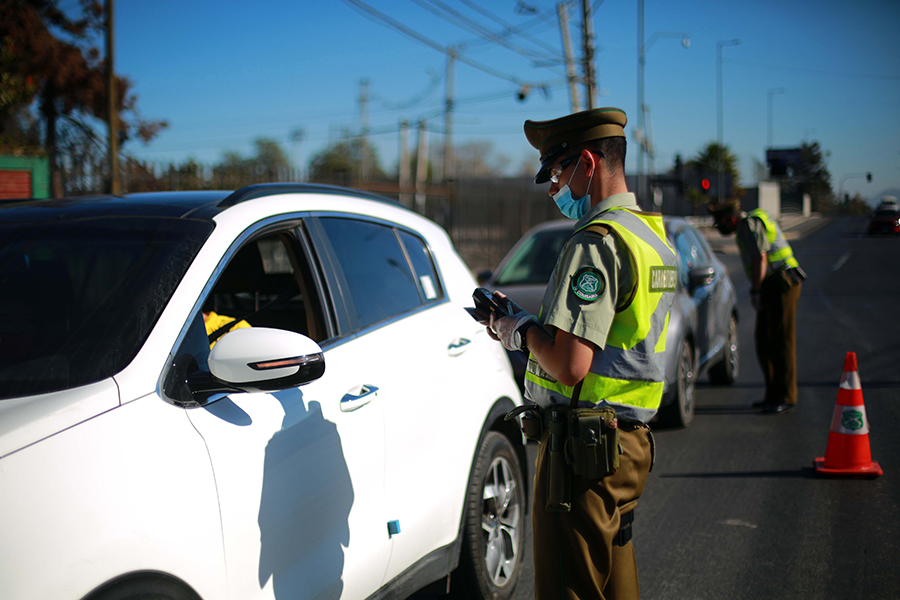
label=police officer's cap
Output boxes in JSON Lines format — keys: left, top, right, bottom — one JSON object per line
{"left": 707, "top": 198, "right": 741, "bottom": 219}
{"left": 524, "top": 107, "right": 627, "bottom": 184}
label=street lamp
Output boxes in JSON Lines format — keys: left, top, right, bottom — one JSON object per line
{"left": 838, "top": 172, "right": 873, "bottom": 205}
{"left": 717, "top": 39, "right": 740, "bottom": 203}
{"left": 637, "top": 0, "right": 690, "bottom": 204}
{"left": 767, "top": 88, "right": 784, "bottom": 148}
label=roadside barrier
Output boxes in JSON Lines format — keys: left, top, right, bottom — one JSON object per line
{"left": 814, "top": 352, "right": 882, "bottom": 478}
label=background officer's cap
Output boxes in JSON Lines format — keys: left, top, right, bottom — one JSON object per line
{"left": 524, "top": 107, "right": 627, "bottom": 184}
{"left": 707, "top": 198, "right": 741, "bottom": 218}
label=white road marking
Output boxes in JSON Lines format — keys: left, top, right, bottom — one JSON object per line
{"left": 722, "top": 519, "right": 758, "bottom": 529}
{"left": 832, "top": 251, "right": 851, "bottom": 272}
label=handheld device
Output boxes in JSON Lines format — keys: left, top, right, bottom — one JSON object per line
{"left": 465, "top": 287, "right": 509, "bottom": 322}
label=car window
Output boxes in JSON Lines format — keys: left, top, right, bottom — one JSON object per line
{"left": 0, "top": 217, "right": 212, "bottom": 400}
{"left": 683, "top": 227, "right": 711, "bottom": 267}
{"left": 672, "top": 229, "right": 695, "bottom": 287}
{"left": 317, "top": 217, "right": 426, "bottom": 331}
{"left": 170, "top": 228, "right": 325, "bottom": 379}
{"left": 398, "top": 230, "right": 444, "bottom": 304}
{"left": 495, "top": 227, "right": 571, "bottom": 286}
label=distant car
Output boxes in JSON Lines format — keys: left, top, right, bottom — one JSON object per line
{"left": 875, "top": 195, "right": 898, "bottom": 211}
{"left": 481, "top": 216, "right": 739, "bottom": 427}
{"left": 868, "top": 208, "right": 900, "bottom": 235}
{"left": 0, "top": 185, "right": 527, "bottom": 600}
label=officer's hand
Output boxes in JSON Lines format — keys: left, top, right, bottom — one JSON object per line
{"left": 492, "top": 291, "right": 526, "bottom": 317}
{"left": 489, "top": 310, "right": 538, "bottom": 352}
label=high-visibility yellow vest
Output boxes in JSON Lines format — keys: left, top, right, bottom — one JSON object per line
{"left": 524, "top": 208, "right": 677, "bottom": 423}
{"left": 744, "top": 208, "right": 799, "bottom": 277}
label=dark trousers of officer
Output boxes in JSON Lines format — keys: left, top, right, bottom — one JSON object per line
{"left": 532, "top": 425, "right": 652, "bottom": 600}
{"left": 756, "top": 271, "right": 802, "bottom": 405}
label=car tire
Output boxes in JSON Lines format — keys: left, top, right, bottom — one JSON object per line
{"left": 709, "top": 314, "right": 739, "bottom": 385}
{"left": 85, "top": 575, "right": 201, "bottom": 600}
{"left": 449, "top": 431, "right": 525, "bottom": 600}
{"left": 658, "top": 339, "right": 695, "bottom": 428}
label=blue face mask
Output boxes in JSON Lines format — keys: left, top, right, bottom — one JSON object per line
{"left": 551, "top": 155, "right": 594, "bottom": 220}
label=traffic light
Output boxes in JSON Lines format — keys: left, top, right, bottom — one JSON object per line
{"left": 684, "top": 172, "right": 731, "bottom": 199}
{"left": 700, "top": 178, "right": 711, "bottom": 192}
{"left": 866, "top": 172, "right": 872, "bottom": 182}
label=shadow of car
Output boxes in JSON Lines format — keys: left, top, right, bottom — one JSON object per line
{"left": 479, "top": 216, "right": 740, "bottom": 428}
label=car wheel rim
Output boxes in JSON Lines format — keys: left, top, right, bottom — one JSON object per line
{"left": 481, "top": 455, "right": 521, "bottom": 587}
{"left": 727, "top": 320, "right": 739, "bottom": 376}
{"left": 680, "top": 344, "right": 694, "bottom": 415}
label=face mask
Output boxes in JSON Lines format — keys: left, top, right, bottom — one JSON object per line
{"left": 551, "top": 155, "right": 594, "bottom": 220}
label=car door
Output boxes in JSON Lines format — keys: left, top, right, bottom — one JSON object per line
{"left": 170, "top": 224, "right": 391, "bottom": 600}
{"left": 307, "top": 215, "right": 480, "bottom": 581}
{"left": 672, "top": 225, "right": 713, "bottom": 363}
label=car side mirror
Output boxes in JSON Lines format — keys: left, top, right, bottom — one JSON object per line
{"left": 688, "top": 266, "right": 715, "bottom": 290}
{"left": 166, "top": 328, "right": 326, "bottom": 406}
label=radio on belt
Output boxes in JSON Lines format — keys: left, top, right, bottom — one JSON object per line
{"left": 465, "top": 287, "right": 509, "bottom": 322}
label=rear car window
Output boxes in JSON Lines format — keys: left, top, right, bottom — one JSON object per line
{"left": 495, "top": 227, "right": 571, "bottom": 286}
{"left": 317, "top": 218, "right": 438, "bottom": 331}
{"left": 0, "top": 217, "right": 213, "bottom": 399}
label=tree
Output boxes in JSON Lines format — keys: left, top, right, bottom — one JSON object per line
{"left": 0, "top": 0, "right": 167, "bottom": 193}
{"left": 451, "top": 140, "right": 510, "bottom": 178}
{"left": 213, "top": 138, "right": 292, "bottom": 189}
{"left": 308, "top": 138, "right": 385, "bottom": 185}
{"left": 780, "top": 141, "right": 833, "bottom": 212}
{"left": 683, "top": 142, "right": 743, "bottom": 213}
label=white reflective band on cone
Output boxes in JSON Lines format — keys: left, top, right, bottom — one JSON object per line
{"left": 831, "top": 405, "right": 870, "bottom": 435}
{"left": 840, "top": 371, "right": 861, "bottom": 390}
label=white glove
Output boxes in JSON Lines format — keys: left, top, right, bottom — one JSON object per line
{"left": 490, "top": 310, "right": 538, "bottom": 352}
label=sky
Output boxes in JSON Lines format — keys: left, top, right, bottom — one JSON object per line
{"left": 111, "top": 0, "right": 900, "bottom": 205}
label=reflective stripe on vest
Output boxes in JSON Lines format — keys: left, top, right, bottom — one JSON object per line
{"left": 746, "top": 208, "right": 799, "bottom": 276}
{"left": 524, "top": 208, "right": 677, "bottom": 423}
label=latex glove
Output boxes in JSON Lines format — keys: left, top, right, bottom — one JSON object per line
{"left": 489, "top": 310, "right": 538, "bottom": 352}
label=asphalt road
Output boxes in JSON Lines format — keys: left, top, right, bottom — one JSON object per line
{"left": 413, "top": 215, "right": 900, "bottom": 600}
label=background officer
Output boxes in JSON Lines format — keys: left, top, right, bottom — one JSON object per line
{"left": 487, "top": 107, "right": 676, "bottom": 599}
{"left": 708, "top": 199, "right": 804, "bottom": 414}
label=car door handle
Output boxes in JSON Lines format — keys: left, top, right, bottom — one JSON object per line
{"left": 447, "top": 337, "right": 471, "bottom": 357}
{"left": 341, "top": 385, "right": 379, "bottom": 412}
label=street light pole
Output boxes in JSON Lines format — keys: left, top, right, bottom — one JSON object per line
{"left": 716, "top": 39, "right": 740, "bottom": 203}
{"left": 767, "top": 87, "right": 784, "bottom": 149}
{"left": 637, "top": 0, "right": 689, "bottom": 204}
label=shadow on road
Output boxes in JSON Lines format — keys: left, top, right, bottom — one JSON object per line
{"left": 660, "top": 467, "right": 819, "bottom": 480}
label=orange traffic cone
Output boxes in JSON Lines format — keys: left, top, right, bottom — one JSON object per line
{"left": 814, "top": 352, "right": 882, "bottom": 478}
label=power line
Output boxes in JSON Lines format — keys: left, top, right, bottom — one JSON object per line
{"left": 409, "top": 0, "right": 564, "bottom": 66}
{"left": 453, "top": 0, "right": 564, "bottom": 57}
{"left": 339, "top": 0, "right": 554, "bottom": 87}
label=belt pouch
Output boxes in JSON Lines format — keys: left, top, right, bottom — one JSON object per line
{"left": 568, "top": 407, "right": 620, "bottom": 479}
{"left": 545, "top": 407, "right": 571, "bottom": 512}
{"left": 520, "top": 411, "right": 543, "bottom": 441}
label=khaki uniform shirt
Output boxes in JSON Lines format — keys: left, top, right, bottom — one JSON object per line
{"left": 538, "top": 193, "right": 638, "bottom": 350}
{"left": 735, "top": 212, "right": 768, "bottom": 278}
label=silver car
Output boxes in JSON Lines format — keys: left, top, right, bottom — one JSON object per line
{"left": 479, "top": 216, "right": 739, "bottom": 427}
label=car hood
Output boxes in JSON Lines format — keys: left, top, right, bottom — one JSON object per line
{"left": 0, "top": 379, "right": 119, "bottom": 458}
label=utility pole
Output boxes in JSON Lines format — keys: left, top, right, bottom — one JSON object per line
{"left": 444, "top": 47, "right": 456, "bottom": 183}
{"left": 359, "top": 78, "right": 370, "bottom": 184}
{"left": 106, "top": 0, "right": 121, "bottom": 195}
{"left": 415, "top": 120, "right": 428, "bottom": 213}
{"left": 637, "top": 0, "right": 644, "bottom": 202}
{"left": 399, "top": 120, "right": 412, "bottom": 207}
{"left": 580, "top": 0, "right": 597, "bottom": 109}
{"left": 557, "top": 2, "right": 581, "bottom": 113}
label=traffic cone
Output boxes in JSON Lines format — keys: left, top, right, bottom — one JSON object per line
{"left": 814, "top": 352, "right": 882, "bottom": 478}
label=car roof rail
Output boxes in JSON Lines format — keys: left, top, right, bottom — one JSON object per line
{"left": 217, "top": 183, "right": 404, "bottom": 209}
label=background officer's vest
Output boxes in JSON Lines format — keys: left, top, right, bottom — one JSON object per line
{"left": 743, "top": 208, "right": 799, "bottom": 277}
{"left": 524, "top": 208, "right": 677, "bottom": 424}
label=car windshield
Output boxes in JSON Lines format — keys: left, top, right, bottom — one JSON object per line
{"left": 874, "top": 209, "right": 898, "bottom": 218}
{"left": 494, "top": 227, "right": 571, "bottom": 286}
{"left": 0, "top": 216, "right": 213, "bottom": 400}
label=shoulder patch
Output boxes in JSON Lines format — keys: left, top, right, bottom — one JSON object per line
{"left": 649, "top": 266, "right": 677, "bottom": 292}
{"left": 571, "top": 267, "right": 606, "bottom": 302}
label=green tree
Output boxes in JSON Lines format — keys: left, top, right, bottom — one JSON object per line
{"left": 451, "top": 140, "right": 510, "bottom": 178}
{"left": 0, "top": 0, "right": 167, "bottom": 192}
{"left": 308, "top": 138, "right": 385, "bottom": 185}
{"left": 213, "top": 137, "right": 293, "bottom": 188}
{"left": 684, "top": 142, "right": 743, "bottom": 214}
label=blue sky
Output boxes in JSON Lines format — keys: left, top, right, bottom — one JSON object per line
{"left": 116, "top": 0, "right": 900, "bottom": 204}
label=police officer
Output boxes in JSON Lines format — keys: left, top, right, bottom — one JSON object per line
{"left": 708, "top": 199, "right": 805, "bottom": 414}
{"left": 487, "top": 108, "right": 676, "bottom": 599}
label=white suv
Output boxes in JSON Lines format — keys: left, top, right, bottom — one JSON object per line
{"left": 0, "top": 184, "right": 526, "bottom": 600}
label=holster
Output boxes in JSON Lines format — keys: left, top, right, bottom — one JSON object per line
{"left": 545, "top": 406, "right": 571, "bottom": 512}
{"left": 566, "top": 407, "right": 620, "bottom": 480}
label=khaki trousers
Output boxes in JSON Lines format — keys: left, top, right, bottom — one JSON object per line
{"left": 756, "top": 273, "right": 802, "bottom": 405}
{"left": 532, "top": 425, "right": 653, "bottom": 600}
